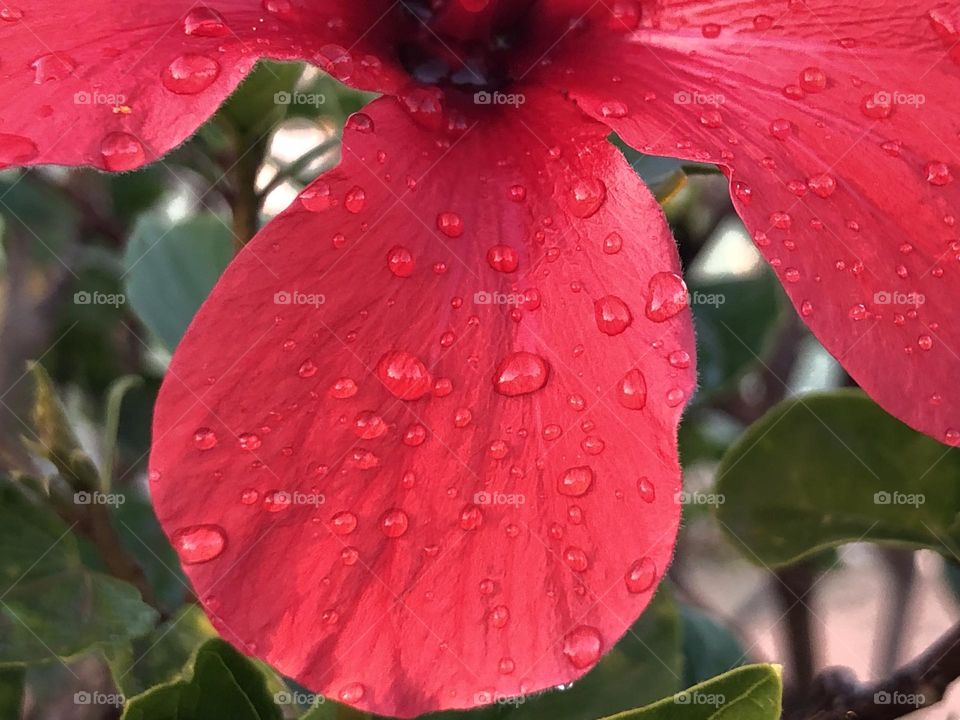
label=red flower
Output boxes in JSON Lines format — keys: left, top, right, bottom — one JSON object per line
{"left": 3, "top": 0, "right": 958, "bottom": 715}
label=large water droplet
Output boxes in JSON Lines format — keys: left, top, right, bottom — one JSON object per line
{"left": 492, "top": 352, "right": 549, "bottom": 396}
{"left": 566, "top": 178, "right": 606, "bottom": 218}
{"left": 563, "top": 626, "right": 603, "bottom": 668}
{"left": 625, "top": 557, "right": 657, "bottom": 593}
{"left": 618, "top": 369, "right": 647, "bottom": 410}
{"left": 172, "top": 524, "right": 226, "bottom": 564}
{"left": 594, "top": 295, "right": 633, "bottom": 335}
{"left": 183, "top": 6, "right": 229, "bottom": 36}
{"left": 436, "top": 211, "right": 464, "bottom": 238}
{"left": 100, "top": 132, "right": 145, "bottom": 171}
{"left": 193, "top": 427, "right": 218, "bottom": 450}
{"left": 559, "top": 466, "right": 594, "bottom": 497}
{"left": 645, "top": 272, "right": 688, "bottom": 322}
{"left": 162, "top": 54, "right": 220, "bottom": 94}
{"left": 380, "top": 508, "right": 409, "bottom": 538}
{"left": 376, "top": 351, "right": 432, "bottom": 400}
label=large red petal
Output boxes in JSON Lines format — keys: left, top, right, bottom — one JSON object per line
{"left": 0, "top": 0, "right": 402, "bottom": 170}
{"left": 532, "top": 1, "right": 960, "bottom": 445}
{"left": 149, "top": 90, "right": 695, "bottom": 717}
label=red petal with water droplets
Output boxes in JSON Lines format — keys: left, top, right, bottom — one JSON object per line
{"left": 0, "top": 0, "right": 401, "bottom": 170}
{"left": 532, "top": 0, "right": 960, "bottom": 445}
{"left": 150, "top": 90, "right": 695, "bottom": 717}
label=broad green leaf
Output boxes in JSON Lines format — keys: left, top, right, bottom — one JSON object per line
{"left": 22, "top": 362, "right": 100, "bottom": 490}
{"left": 309, "top": 590, "right": 683, "bottom": 720}
{"left": 106, "top": 605, "right": 215, "bottom": 697}
{"left": 680, "top": 606, "right": 746, "bottom": 687}
{"left": 0, "top": 479, "right": 157, "bottom": 663}
{"left": 122, "top": 639, "right": 281, "bottom": 720}
{"left": 123, "top": 214, "right": 234, "bottom": 351}
{"left": 716, "top": 390, "right": 960, "bottom": 567}
{"left": 689, "top": 270, "right": 784, "bottom": 397}
{"left": 601, "top": 664, "right": 781, "bottom": 720}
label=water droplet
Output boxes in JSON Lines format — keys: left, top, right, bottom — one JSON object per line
{"left": 380, "top": 508, "right": 409, "bottom": 538}
{"left": 329, "top": 377, "right": 358, "bottom": 399}
{"left": 172, "top": 524, "right": 226, "bottom": 564}
{"left": 31, "top": 53, "right": 75, "bottom": 84}
{"left": 926, "top": 161, "right": 953, "bottom": 186}
{"left": 861, "top": 93, "right": 892, "bottom": 119}
{"left": 848, "top": 303, "right": 868, "bottom": 321}
{"left": 193, "top": 427, "right": 218, "bottom": 450}
{"left": 460, "top": 504, "right": 483, "bottom": 530}
{"left": 559, "top": 466, "right": 594, "bottom": 497}
{"left": 603, "top": 232, "right": 623, "bottom": 254}
{"left": 625, "top": 557, "right": 657, "bottom": 593}
{"left": 699, "top": 109, "right": 723, "bottom": 128}
{"left": 489, "top": 605, "right": 510, "bottom": 628}
{"left": 566, "top": 178, "right": 606, "bottom": 218}
{"left": 564, "top": 546, "right": 589, "bottom": 572}
{"left": 345, "top": 112, "right": 374, "bottom": 133}
{"left": 263, "top": 490, "right": 291, "bottom": 513}
{"left": 599, "top": 100, "right": 628, "bottom": 118}
{"left": 240, "top": 488, "right": 259, "bottom": 505}
{"left": 301, "top": 181, "right": 335, "bottom": 212}
{"left": 508, "top": 184, "right": 527, "bottom": 202}
{"left": 354, "top": 411, "right": 388, "bottom": 439}
{"left": 162, "top": 54, "right": 220, "bottom": 94}
{"left": 0, "top": 5, "right": 23, "bottom": 21}
{"left": 376, "top": 351, "right": 432, "bottom": 400}
{"left": 344, "top": 186, "right": 366, "bottom": 213}
{"left": 498, "top": 657, "right": 515, "bottom": 674}
{"left": 339, "top": 683, "right": 365, "bottom": 704}
{"left": 594, "top": 295, "right": 633, "bottom": 335}
{"left": 701, "top": 22, "right": 721, "bottom": 38}
{"left": 341, "top": 546, "right": 359, "bottom": 565}
{"left": 183, "top": 6, "right": 229, "bottom": 36}
{"left": 385, "top": 245, "right": 415, "bottom": 278}
{"left": 637, "top": 477, "right": 655, "bottom": 502}
{"left": 332, "top": 511, "right": 358, "bottom": 535}
{"left": 799, "top": 67, "right": 827, "bottom": 93}
{"left": 645, "top": 272, "right": 688, "bottom": 322}
{"left": 0, "top": 134, "right": 38, "bottom": 167}
{"left": 665, "top": 387, "right": 686, "bottom": 407}
{"left": 808, "top": 174, "right": 837, "bottom": 198}
{"left": 298, "top": 359, "right": 318, "bottom": 378}
{"left": 454, "top": 408, "right": 473, "bottom": 428}
{"left": 563, "top": 626, "right": 603, "bottom": 668}
{"left": 618, "top": 368, "right": 647, "bottom": 410}
{"left": 486, "top": 244, "right": 519, "bottom": 273}
{"left": 100, "top": 132, "right": 145, "bottom": 171}
{"left": 436, "top": 211, "right": 464, "bottom": 238}
{"left": 492, "top": 352, "right": 549, "bottom": 396}
{"left": 238, "top": 433, "right": 261, "bottom": 450}
{"left": 403, "top": 423, "right": 427, "bottom": 446}
{"left": 918, "top": 335, "right": 934, "bottom": 351}
{"left": 668, "top": 350, "right": 691, "bottom": 368}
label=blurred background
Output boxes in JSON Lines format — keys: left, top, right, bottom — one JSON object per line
{"left": 0, "top": 61, "right": 957, "bottom": 719}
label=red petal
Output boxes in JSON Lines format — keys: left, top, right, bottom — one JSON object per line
{"left": 533, "top": 1, "right": 960, "bottom": 444}
{"left": 150, "top": 90, "right": 695, "bottom": 717}
{"left": 0, "top": 0, "right": 401, "bottom": 170}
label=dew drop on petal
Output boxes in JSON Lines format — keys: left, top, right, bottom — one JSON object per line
{"left": 332, "top": 511, "right": 358, "bottom": 535}
{"left": 558, "top": 466, "right": 594, "bottom": 497}
{"left": 379, "top": 508, "right": 409, "bottom": 538}
{"left": 183, "top": 7, "right": 229, "bottom": 36}
{"left": 193, "top": 427, "right": 218, "bottom": 450}
{"left": 566, "top": 178, "right": 606, "bottom": 218}
{"left": 492, "top": 351, "right": 549, "bottom": 396}
{"left": 339, "top": 683, "right": 365, "bottom": 704}
{"left": 344, "top": 186, "right": 367, "bottom": 213}
{"left": 594, "top": 295, "right": 633, "bottom": 335}
{"left": 436, "top": 211, "right": 464, "bottom": 238}
{"left": 645, "top": 272, "right": 688, "bottom": 322}
{"left": 625, "top": 557, "right": 657, "bottom": 593}
{"left": 162, "top": 54, "right": 220, "bottom": 94}
{"left": 617, "top": 368, "right": 647, "bottom": 410}
{"left": 172, "top": 524, "right": 226, "bottom": 564}
{"left": 563, "top": 626, "right": 603, "bottom": 669}
{"left": 100, "top": 132, "right": 145, "bottom": 171}
{"left": 376, "top": 351, "right": 432, "bottom": 400}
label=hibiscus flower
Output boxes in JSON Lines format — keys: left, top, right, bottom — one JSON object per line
{"left": 2, "top": 0, "right": 957, "bottom": 716}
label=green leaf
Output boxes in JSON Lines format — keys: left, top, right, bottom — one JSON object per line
{"left": 0, "top": 478, "right": 157, "bottom": 663}
{"left": 123, "top": 213, "right": 234, "bottom": 351}
{"left": 22, "top": 362, "right": 100, "bottom": 490}
{"left": 220, "top": 60, "right": 304, "bottom": 138}
{"left": 102, "top": 374, "right": 143, "bottom": 488}
{"left": 105, "top": 605, "right": 216, "bottom": 697}
{"left": 122, "top": 639, "right": 282, "bottom": 720}
{"left": 688, "top": 271, "right": 785, "bottom": 397}
{"left": 716, "top": 390, "right": 960, "bottom": 567}
{"left": 680, "top": 606, "right": 746, "bottom": 687}
{"left": 600, "top": 664, "right": 781, "bottom": 720}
